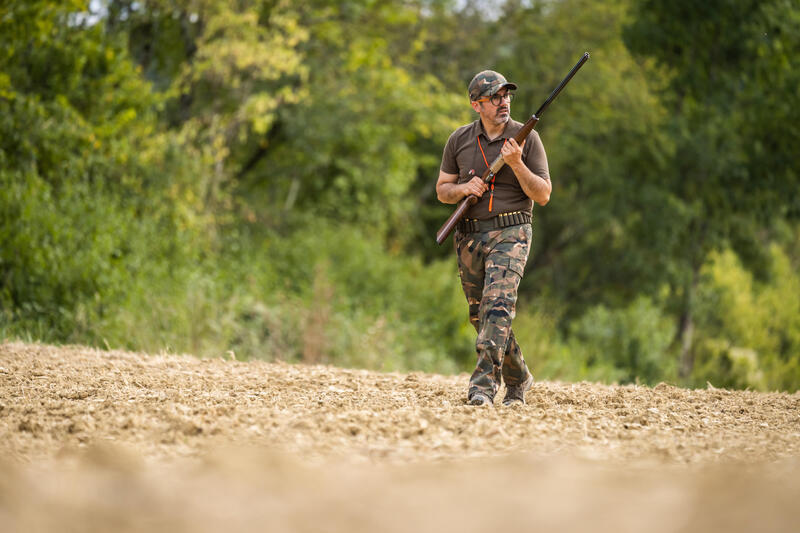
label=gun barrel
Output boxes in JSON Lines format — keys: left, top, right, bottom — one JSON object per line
{"left": 534, "top": 52, "right": 590, "bottom": 118}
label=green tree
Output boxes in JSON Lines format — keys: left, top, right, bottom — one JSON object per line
{"left": 497, "top": 0, "right": 675, "bottom": 317}
{"left": 0, "top": 0, "right": 206, "bottom": 339}
{"left": 235, "top": 0, "right": 466, "bottom": 239}
{"left": 693, "top": 240, "right": 800, "bottom": 391}
{"left": 624, "top": 0, "right": 800, "bottom": 377}
{"left": 105, "top": 0, "right": 310, "bottom": 222}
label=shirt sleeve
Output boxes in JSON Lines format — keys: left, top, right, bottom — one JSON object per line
{"left": 440, "top": 131, "right": 459, "bottom": 175}
{"left": 524, "top": 131, "right": 550, "bottom": 181}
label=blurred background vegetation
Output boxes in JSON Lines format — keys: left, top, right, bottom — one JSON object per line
{"left": 1, "top": 0, "right": 798, "bottom": 391}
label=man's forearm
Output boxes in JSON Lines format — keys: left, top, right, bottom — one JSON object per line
{"left": 508, "top": 161, "right": 551, "bottom": 205}
{"left": 437, "top": 182, "right": 468, "bottom": 204}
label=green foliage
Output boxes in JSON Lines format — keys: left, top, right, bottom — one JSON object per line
{"left": 236, "top": 1, "right": 467, "bottom": 240}
{"left": 693, "top": 246, "right": 800, "bottom": 391}
{"left": 0, "top": 0, "right": 207, "bottom": 340}
{"left": 568, "top": 297, "right": 675, "bottom": 385}
{"left": 624, "top": 0, "right": 800, "bottom": 219}
{"left": 260, "top": 224, "right": 473, "bottom": 371}
{"left": 94, "top": 224, "right": 471, "bottom": 374}
{"left": 513, "top": 295, "right": 676, "bottom": 386}
{"left": 494, "top": 0, "right": 677, "bottom": 317}
{"left": 0, "top": 167, "right": 124, "bottom": 339}
{"left": 622, "top": 0, "right": 800, "bottom": 379}
{"left": 1, "top": 0, "right": 798, "bottom": 391}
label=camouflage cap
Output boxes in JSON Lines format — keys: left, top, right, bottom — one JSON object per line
{"left": 468, "top": 70, "right": 518, "bottom": 101}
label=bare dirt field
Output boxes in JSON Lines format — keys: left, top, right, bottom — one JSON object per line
{"left": 1, "top": 341, "right": 799, "bottom": 532}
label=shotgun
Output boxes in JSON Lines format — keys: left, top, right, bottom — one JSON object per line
{"left": 435, "top": 52, "right": 589, "bottom": 245}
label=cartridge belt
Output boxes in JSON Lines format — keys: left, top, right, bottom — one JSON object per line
{"left": 457, "top": 211, "right": 531, "bottom": 234}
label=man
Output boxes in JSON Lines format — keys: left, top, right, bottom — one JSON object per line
{"left": 436, "top": 70, "right": 551, "bottom": 407}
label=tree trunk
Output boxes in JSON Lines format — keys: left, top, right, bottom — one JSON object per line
{"left": 678, "top": 265, "right": 700, "bottom": 379}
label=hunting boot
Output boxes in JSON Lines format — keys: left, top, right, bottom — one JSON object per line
{"left": 468, "top": 391, "right": 493, "bottom": 407}
{"left": 502, "top": 373, "right": 533, "bottom": 406}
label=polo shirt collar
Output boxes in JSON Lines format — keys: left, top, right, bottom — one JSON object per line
{"left": 474, "top": 118, "right": 522, "bottom": 142}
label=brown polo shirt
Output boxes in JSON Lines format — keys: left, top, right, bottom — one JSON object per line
{"left": 440, "top": 118, "right": 549, "bottom": 220}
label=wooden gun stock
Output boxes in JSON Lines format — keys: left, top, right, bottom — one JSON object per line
{"left": 435, "top": 194, "right": 478, "bottom": 245}
{"left": 435, "top": 52, "right": 589, "bottom": 245}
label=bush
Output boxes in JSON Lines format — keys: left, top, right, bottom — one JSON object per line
{"left": 83, "top": 223, "right": 472, "bottom": 374}
{"left": 693, "top": 247, "right": 800, "bottom": 391}
{"left": 513, "top": 296, "right": 675, "bottom": 385}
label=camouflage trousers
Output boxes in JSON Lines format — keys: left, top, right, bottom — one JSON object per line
{"left": 455, "top": 223, "right": 533, "bottom": 400}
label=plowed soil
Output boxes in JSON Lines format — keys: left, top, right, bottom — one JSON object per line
{"left": 1, "top": 341, "right": 799, "bottom": 532}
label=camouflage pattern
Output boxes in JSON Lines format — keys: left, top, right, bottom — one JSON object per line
{"left": 468, "top": 70, "right": 518, "bottom": 101}
{"left": 455, "top": 223, "right": 533, "bottom": 401}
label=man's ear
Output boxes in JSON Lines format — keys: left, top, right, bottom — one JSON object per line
{"left": 470, "top": 100, "right": 481, "bottom": 113}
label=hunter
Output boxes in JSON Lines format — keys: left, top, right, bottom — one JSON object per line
{"left": 436, "top": 70, "right": 551, "bottom": 406}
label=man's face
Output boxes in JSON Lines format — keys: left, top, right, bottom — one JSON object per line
{"left": 472, "top": 88, "right": 512, "bottom": 126}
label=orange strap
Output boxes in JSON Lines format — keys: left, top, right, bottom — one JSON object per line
{"left": 477, "top": 137, "right": 505, "bottom": 212}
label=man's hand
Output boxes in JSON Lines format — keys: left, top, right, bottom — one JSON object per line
{"left": 461, "top": 175, "right": 488, "bottom": 198}
{"left": 502, "top": 136, "right": 551, "bottom": 205}
{"left": 501, "top": 138, "right": 526, "bottom": 167}
{"left": 436, "top": 170, "right": 487, "bottom": 204}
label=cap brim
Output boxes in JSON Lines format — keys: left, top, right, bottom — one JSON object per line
{"left": 487, "top": 82, "right": 518, "bottom": 97}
